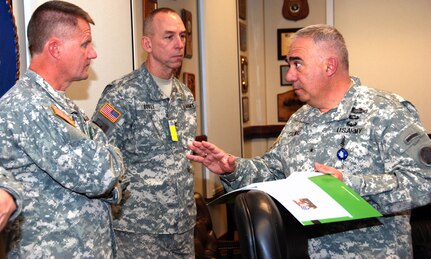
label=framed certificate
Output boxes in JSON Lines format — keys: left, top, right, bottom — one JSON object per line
{"left": 277, "top": 28, "right": 301, "bottom": 60}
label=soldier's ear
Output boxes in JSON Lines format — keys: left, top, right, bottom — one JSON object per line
{"left": 141, "top": 36, "right": 152, "bottom": 53}
{"left": 325, "top": 57, "right": 337, "bottom": 76}
{"left": 47, "top": 38, "right": 61, "bottom": 59}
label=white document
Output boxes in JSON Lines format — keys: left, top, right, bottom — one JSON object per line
{"left": 237, "top": 172, "right": 351, "bottom": 223}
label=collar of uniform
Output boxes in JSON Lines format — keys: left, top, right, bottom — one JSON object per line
{"left": 293, "top": 79, "right": 360, "bottom": 124}
{"left": 140, "top": 64, "right": 188, "bottom": 104}
{"left": 140, "top": 64, "right": 172, "bottom": 102}
{"left": 26, "top": 69, "right": 77, "bottom": 114}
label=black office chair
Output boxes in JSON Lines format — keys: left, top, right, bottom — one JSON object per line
{"left": 233, "top": 190, "right": 309, "bottom": 259}
{"left": 234, "top": 188, "right": 431, "bottom": 259}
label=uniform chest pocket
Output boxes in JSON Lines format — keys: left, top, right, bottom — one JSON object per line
{"left": 133, "top": 109, "right": 169, "bottom": 156}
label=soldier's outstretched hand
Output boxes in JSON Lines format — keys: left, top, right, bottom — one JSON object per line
{"left": 187, "top": 141, "right": 236, "bottom": 174}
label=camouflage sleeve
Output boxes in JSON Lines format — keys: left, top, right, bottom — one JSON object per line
{"left": 86, "top": 121, "right": 127, "bottom": 204}
{"left": 11, "top": 103, "right": 123, "bottom": 200}
{"left": 344, "top": 107, "right": 431, "bottom": 214}
{"left": 221, "top": 133, "right": 288, "bottom": 192}
{"left": 0, "top": 167, "right": 22, "bottom": 222}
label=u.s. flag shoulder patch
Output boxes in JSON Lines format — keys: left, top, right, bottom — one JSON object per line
{"left": 99, "top": 102, "right": 121, "bottom": 123}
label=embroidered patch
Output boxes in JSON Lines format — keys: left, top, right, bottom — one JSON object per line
{"left": 99, "top": 102, "right": 121, "bottom": 123}
{"left": 51, "top": 104, "right": 75, "bottom": 127}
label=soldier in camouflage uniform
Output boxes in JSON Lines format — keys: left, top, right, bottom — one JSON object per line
{"left": 0, "top": 1, "right": 126, "bottom": 257}
{"left": 187, "top": 24, "right": 431, "bottom": 258}
{"left": 0, "top": 168, "right": 22, "bottom": 231}
{"left": 92, "top": 8, "right": 196, "bottom": 258}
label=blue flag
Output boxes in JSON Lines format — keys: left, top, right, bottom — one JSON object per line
{"left": 0, "top": 0, "right": 19, "bottom": 97}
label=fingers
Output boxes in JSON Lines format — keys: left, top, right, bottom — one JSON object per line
{"left": 199, "top": 141, "right": 218, "bottom": 156}
{"left": 314, "top": 162, "right": 329, "bottom": 172}
{"left": 185, "top": 153, "right": 204, "bottom": 163}
{"left": 188, "top": 141, "right": 221, "bottom": 158}
{"left": 314, "top": 162, "right": 343, "bottom": 181}
{"left": 187, "top": 141, "right": 236, "bottom": 174}
{"left": 187, "top": 141, "right": 215, "bottom": 163}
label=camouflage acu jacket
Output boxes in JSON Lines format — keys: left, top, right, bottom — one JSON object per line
{"left": 93, "top": 64, "right": 197, "bottom": 234}
{"left": 222, "top": 77, "right": 431, "bottom": 258}
{"left": 0, "top": 70, "right": 125, "bottom": 258}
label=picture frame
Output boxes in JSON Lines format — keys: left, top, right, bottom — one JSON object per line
{"left": 242, "top": 97, "right": 249, "bottom": 123}
{"left": 280, "top": 65, "right": 291, "bottom": 86}
{"left": 277, "top": 28, "right": 301, "bottom": 60}
{"left": 239, "top": 22, "right": 247, "bottom": 52}
{"left": 238, "top": 0, "right": 246, "bottom": 20}
{"left": 277, "top": 90, "right": 305, "bottom": 122}
{"left": 240, "top": 56, "right": 248, "bottom": 93}
{"left": 143, "top": 0, "right": 158, "bottom": 19}
{"left": 183, "top": 72, "right": 196, "bottom": 99}
{"left": 181, "top": 9, "right": 193, "bottom": 58}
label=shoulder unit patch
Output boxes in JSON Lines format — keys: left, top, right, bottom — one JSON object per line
{"left": 51, "top": 104, "right": 76, "bottom": 127}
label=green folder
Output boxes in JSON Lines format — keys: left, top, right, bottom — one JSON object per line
{"left": 303, "top": 174, "right": 382, "bottom": 225}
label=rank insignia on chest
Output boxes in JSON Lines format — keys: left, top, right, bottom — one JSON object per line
{"left": 51, "top": 104, "right": 76, "bottom": 127}
{"left": 99, "top": 102, "right": 121, "bottom": 123}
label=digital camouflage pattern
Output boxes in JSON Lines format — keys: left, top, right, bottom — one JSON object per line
{"left": 92, "top": 64, "right": 197, "bottom": 253}
{"left": 0, "top": 70, "right": 125, "bottom": 258}
{"left": 222, "top": 77, "right": 431, "bottom": 258}
{"left": 115, "top": 228, "right": 194, "bottom": 258}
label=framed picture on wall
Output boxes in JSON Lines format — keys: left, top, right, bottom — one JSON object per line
{"left": 143, "top": 0, "right": 158, "bottom": 19}
{"left": 277, "top": 28, "right": 301, "bottom": 60}
{"left": 183, "top": 72, "right": 196, "bottom": 99}
{"left": 239, "top": 0, "right": 246, "bottom": 20}
{"left": 242, "top": 97, "right": 249, "bottom": 123}
{"left": 240, "top": 56, "right": 248, "bottom": 93}
{"left": 239, "top": 22, "right": 247, "bottom": 51}
{"left": 181, "top": 9, "right": 193, "bottom": 58}
{"left": 277, "top": 90, "right": 305, "bottom": 122}
{"left": 280, "top": 65, "right": 291, "bottom": 86}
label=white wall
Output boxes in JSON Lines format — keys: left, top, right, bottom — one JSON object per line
{"left": 335, "top": 0, "right": 431, "bottom": 130}
{"left": 197, "top": 0, "right": 242, "bottom": 237}
{"left": 198, "top": 0, "right": 242, "bottom": 199}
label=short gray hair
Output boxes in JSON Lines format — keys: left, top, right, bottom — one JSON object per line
{"left": 143, "top": 7, "right": 178, "bottom": 36}
{"left": 295, "top": 24, "right": 349, "bottom": 70}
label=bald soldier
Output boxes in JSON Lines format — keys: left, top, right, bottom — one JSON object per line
{"left": 93, "top": 8, "right": 196, "bottom": 258}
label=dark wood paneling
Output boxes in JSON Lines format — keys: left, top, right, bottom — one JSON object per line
{"left": 243, "top": 125, "right": 285, "bottom": 140}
